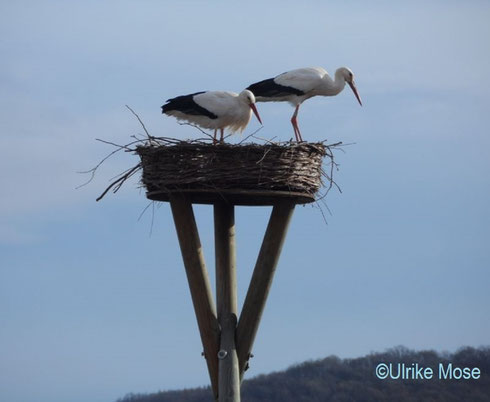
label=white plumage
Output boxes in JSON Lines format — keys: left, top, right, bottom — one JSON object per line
{"left": 162, "top": 89, "right": 262, "bottom": 143}
{"left": 247, "top": 67, "right": 362, "bottom": 141}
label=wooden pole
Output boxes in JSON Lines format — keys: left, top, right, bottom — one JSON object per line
{"left": 236, "top": 200, "right": 295, "bottom": 379}
{"left": 214, "top": 202, "right": 240, "bottom": 402}
{"left": 169, "top": 195, "right": 220, "bottom": 400}
{"left": 170, "top": 196, "right": 295, "bottom": 397}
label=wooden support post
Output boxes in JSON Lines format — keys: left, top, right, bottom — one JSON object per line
{"left": 214, "top": 202, "right": 240, "bottom": 402}
{"left": 170, "top": 196, "right": 295, "bottom": 397}
{"left": 169, "top": 195, "right": 220, "bottom": 400}
{"left": 236, "top": 201, "right": 295, "bottom": 379}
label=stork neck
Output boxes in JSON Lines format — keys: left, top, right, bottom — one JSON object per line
{"left": 316, "top": 71, "right": 345, "bottom": 96}
{"left": 330, "top": 69, "right": 347, "bottom": 94}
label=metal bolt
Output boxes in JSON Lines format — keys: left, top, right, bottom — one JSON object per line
{"left": 217, "top": 349, "right": 228, "bottom": 360}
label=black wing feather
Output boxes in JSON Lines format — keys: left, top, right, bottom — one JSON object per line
{"left": 247, "top": 78, "right": 304, "bottom": 98}
{"left": 161, "top": 91, "right": 218, "bottom": 119}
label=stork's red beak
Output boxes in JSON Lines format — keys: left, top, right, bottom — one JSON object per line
{"left": 250, "top": 103, "right": 263, "bottom": 124}
{"left": 348, "top": 81, "right": 363, "bottom": 106}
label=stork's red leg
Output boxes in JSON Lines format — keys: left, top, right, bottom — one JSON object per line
{"left": 290, "top": 116, "right": 299, "bottom": 141}
{"left": 213, "top": 129, "right": 218, "bottom": 145}
{"left": 290, "top": 113, "right": 298, "bottom": 141}
{"left": 295, "top": 123, "right": 304, "bottom": 142}
{"left": 291, "top": 105, "right": 304, "bottom": 142}
{"left": 220, "top": 128, "right": 224, "bottom": 143}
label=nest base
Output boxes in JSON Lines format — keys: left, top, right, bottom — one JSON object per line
{"left": 146, "top": 188, "right": 315, "bottom": 206}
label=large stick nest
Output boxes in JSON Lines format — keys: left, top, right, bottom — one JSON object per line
{"left": 81, "top": 108, "right": 343, "bottom": 205}
{"left": 138, "top": 141, "right": 325, "bottom": 192}
{"left": 86, "top": 127, "right": 341, "bottom": 205}
{"left": 131, "top": 138, "right": 340, "bottom": 205}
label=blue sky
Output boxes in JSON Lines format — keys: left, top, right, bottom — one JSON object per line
{"left": 1, "top": 1, "right": 490, "bottom": 401}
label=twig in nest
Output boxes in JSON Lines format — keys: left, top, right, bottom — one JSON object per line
{"left": 249, "top": 133, "right": 279, "bottom": 145}
{"left": 76, "top": 147, "right": 124, "bottom": 189}
{"left": 76, "top": 137, "right": 145, "bottom": 190}
{"left": 138, "top": 201, "right": 153, "bottom": 222}
{"left": 137, "top": 201, "right": 157, "bottom": 237}
{"left": 314, "top": 199, "right": 331, "bottom": 226}
{"left": 96, "top": 137, "right": 142, "bottom": 151}
{"left": 126, "top": 105, "right": 154, "bottom": 145}
{"left": 78, "top": 105, "right": 157, "bottom": 200}
{"left": 255, "top": 146, "right": 272, "bottom": 164}
{"left": 96, "top": 163, "right": 141, "bottom": 202}
{"left": 237, "top": 126, "right": 265, "bottom": 145}
{"left": 178, "top": 122, "right": 214, "bottom": 140}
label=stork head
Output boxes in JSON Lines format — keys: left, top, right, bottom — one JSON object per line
{"left": 337, "top": 67, "right": 362, "bottom": 106}
{"left": 240, "top": 89, "right": 263, "bottom": 125}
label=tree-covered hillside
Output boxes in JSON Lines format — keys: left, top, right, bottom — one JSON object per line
{"left": 117, "top": 346, "right": 490, "bottom": 402}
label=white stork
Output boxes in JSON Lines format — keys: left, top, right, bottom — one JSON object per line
{"left": 161, "top": 90, "right": 262, "bottom": 143}
{"left": 247, "top": 67, "right": 362, "bottom": 141}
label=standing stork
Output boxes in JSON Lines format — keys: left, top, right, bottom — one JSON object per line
{"left": 247, "top": 67, "right": 362, "bottom": 141}
{"left": 161, "top": 90, "right": 262, "bottom": 143}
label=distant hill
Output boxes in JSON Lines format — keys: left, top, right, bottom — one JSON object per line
{"left": 117, "top": 346, "right": 490, "bottom": 402}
